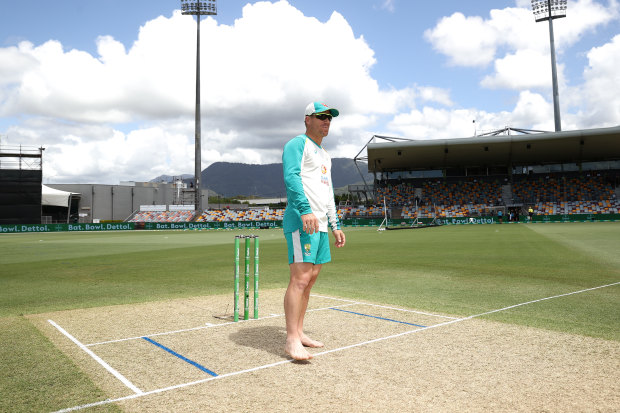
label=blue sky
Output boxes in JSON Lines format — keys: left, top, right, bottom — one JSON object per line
{"left": 1, "top": 0, "right": 619, "bottom": 184}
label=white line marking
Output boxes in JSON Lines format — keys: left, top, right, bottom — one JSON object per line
{"left": 311, "top": 293, "right": 459, "bottom": 319}
{"left": 368, "top": 304, "right": 459, "bottom": 320}
{"left": 462, "top": 281, "right": 620, "bottom": 319}
{"left": 310, "top": 294, "right": 359, "bottom": 303}
{"left": 52, "top": 281, "right": 620, "bottom": 412}
{"left": 47, "top": 320, "right": 143, "bottom": 395}
{"left": 307, "top": 302, "right": 357, "bottom": 313}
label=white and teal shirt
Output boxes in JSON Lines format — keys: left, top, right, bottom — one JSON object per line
{"left": 282, "top": 134, "right": 341, "bottom": 234}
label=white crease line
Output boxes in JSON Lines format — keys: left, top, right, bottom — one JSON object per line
{"left": 47, "top": 320, "right": 143, "bottom": 395}
{"left": 51, "top": 281, "right": 620, "bottom": 413}
{"left": 87, "top": 303, "right": 356, "bottom": 347}
{"left": 86, "top": 314, "right": 281, "bottom": 346}
{"left": 311, "top": 293, "right": 459, "bottom": 319}
{"left": 310, "top": 294, "right": 360, "bottom": 303}
{"left": 307, "top": 303, "right": 357, "bottom": 313}
{"left": 356, "top": 303, "right": 459, "bottom": 320}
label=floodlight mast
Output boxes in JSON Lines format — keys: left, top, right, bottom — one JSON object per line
{"left": 531, "top": 0, "right": 566, "bottom": 132}
{"left": 180, "top": 0, "right": 217, "bottom": 214}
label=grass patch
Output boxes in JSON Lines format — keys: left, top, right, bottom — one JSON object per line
{"left": 0, "top": 230, "right": 289, "bottom": 316}
{"left": 0, "top": 316, "right": 120, "bottom": 413}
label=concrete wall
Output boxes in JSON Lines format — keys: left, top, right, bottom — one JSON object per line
{"left": 47, "top": 183, "right": 208, "bottom": 222}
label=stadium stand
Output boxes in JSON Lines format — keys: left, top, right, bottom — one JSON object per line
{"left": 374, "top": 171, "right": 619, "bottom": 219}
{"left": 129, "top": 206, "right": 353, "bottom": 223}
{"left": 125, "top": 171, "right": 618, "bottom": 223}
{"left": 195, "top": 208, "right": 284, "bottom": 222}
{"left": 129, "top": 210, "right": 195, "bottom": 222}
{"left": 337, "top": 206, "right": 352, "bottom": 220}
{"left": 512, "top": 172, "right": 615, "bottom": 203}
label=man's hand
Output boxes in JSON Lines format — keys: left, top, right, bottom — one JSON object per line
{"left": 332, "top": 229, "right": 346, "bottom": 248}
{"left": 301, "top": 213, "right": 319, "bottom": 234}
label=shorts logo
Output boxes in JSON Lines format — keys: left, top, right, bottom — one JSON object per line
{"left": 304, "top": 243, "right": 312, "bottom": 256}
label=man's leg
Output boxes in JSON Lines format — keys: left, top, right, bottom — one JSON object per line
{"left": 297, "top": 264, "right": 323, "bottom": 348}
{"left": 284, "top": 262, "right": 320, "bottom": 360}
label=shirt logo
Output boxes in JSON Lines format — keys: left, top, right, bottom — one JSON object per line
{"left": 321, "top": 165, "right": 327, "bottom": 174}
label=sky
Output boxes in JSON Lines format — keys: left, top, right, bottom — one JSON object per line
{"left": 0, "top": 0, "right": 619, "bottom": 184}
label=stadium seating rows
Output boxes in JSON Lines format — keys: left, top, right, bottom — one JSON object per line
{"left": 512, "top": 174, "right": 614, "bottom": 204}
{"left": 534, "top": 200, "right": 619, "bottom": 215}
{"left": 379, "top": 172, "right": 618, "bottom": 218}
{"left": 129, "top": 211, "right": 194, "bottom": 223}
{"left": 195, "top": 209, "right": 284, "bottom": 222}
{"left": 129, "top": 207, "right": 351, "bottom": 223}
{"left": 128, "top": 172, "right": 618, "bottom": 222}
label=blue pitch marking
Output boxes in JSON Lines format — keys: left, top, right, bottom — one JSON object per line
{"left": 142, "top": 337, "right": 218, "bottom": 377}
{"left": 331, "top": 308, "right": 427, "bottom": 328}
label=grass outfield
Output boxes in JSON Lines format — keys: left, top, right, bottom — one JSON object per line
{"left": 1, "top": 223, "right": 619, "bottom": 412}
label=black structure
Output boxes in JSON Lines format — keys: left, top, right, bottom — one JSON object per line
{"left": 0, "top": 146, "right": 43, "bottom": 224}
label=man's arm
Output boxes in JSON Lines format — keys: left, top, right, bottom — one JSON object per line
{"left": 283, "top": 137, "right": 318, "bottom": 232}
{"left": 283, "top": 137, "right": 313, "bottom": 215}
{"left": 332, "top": 229, "right": 346, "bottom": 248}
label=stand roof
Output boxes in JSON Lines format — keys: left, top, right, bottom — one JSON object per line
{"left": 364, "top": 126, "right": 620, "bottom": 173}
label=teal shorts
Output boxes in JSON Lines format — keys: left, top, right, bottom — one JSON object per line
{"left": 285, "top": 230, "right": 331, "bottom": 265}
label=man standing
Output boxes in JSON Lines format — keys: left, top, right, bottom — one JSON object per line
{"left": 282, "top": 102, "right": 346, "bottom": 361}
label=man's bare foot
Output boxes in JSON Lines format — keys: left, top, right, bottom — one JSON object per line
{"left": 285, "top": 338, "right": 313, "bottom": 360}
{"left": 300, "top": 333, "right": 324, "bottom": 348}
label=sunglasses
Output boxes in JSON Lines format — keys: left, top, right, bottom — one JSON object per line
{"left": 313, "top": 113, "right": 333, "bottom": 121}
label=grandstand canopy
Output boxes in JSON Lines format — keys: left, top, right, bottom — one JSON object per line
{"left": 365, "top": 126, "right": 620, "bottom": 173}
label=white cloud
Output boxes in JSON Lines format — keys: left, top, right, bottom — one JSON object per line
{"left": 510, "top": 90, "right": 555, "bottom": 130}
{"left": 416, "top": 86, "right": 454, "bottom": 107}
{"left": 480, "top": 49, "right": 565, "bottom": 90}
{"left": 425, "top": 0, "right": 619, "bottom": 90}
{"left": 570, "top": 33, "right": 620, "bottom": 127}
{"left": 388, "top": 107, "right": 480, "bottom": 139}
{"left": 424, "top": 12, "right": 499, "bottom": 67}
{"left": 556, "top": 0, "right": 620, "bottom": 47}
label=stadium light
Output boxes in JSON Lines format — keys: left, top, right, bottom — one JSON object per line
{"left": 180, "top": 0, "right": 217, "bottom": 213}
{"left": 531, "top": 0, "right": 567, "bottom": 132}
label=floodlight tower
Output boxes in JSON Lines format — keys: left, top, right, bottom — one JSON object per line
{"left": 531, "top": 0, "right": 567, "bottom": 132}
{"left": 180, "top": 0, "right": 217, "bottom": 213}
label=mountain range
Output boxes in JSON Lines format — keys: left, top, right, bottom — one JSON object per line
{"left": 152, "top": 158, "right": 372, "bottom": 198}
